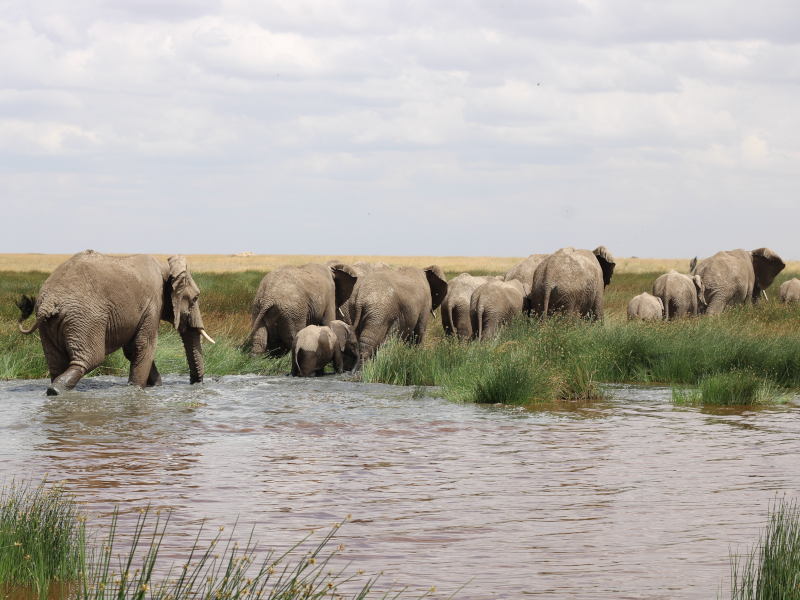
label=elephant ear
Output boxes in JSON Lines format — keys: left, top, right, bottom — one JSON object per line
{"left": 330, "top": 264, "right": 358, "bottom": 308}
{"left": 328, "top": 320, "right": 349, "bottom": 353}
{"left": 593, "top": 246, "right": 616, "bottom": 287}
{"left": 168, "top": 255, "right": 188, "bottom": 330}
{"left": 424, "top": 265, "right": 448, "bottom": 312}
{"left": 692, "top": 274, "right": 707, "bottom": 306}
{"left": 752, "top": 248, "right": 785, "bottom": 291}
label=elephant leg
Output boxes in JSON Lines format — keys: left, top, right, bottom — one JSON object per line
{"left": 358, "top": 319, "right": 391, "bottom": 362}
{"left": 123, "top": 325, "right": 158, "bottom": 388}
{"left": 40, "top": 333, "right": 69, "bottom": 382}
{"left": 332, "top": 347, "right": 344, "bottom": 374}
{"left": 147, "top": 363, "right": 162, "bottom": 387}
{"left": 412, "top": 313, "right": 429, "bottom": 345}
{"left": 47, "top": 326, "right": 106, "bottom": 395}
{"left": 47, "top": 365, "right": 87, "bottom": 396}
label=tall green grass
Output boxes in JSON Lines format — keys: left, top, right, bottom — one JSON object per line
{"left": 0, "top": 481, "right": 85, "bottom": 599}
{"left": 672, "top": 371, "right": 785, "bottom": 407}
{"left": 729, "top": 498, "right": 800, "bottom": 599}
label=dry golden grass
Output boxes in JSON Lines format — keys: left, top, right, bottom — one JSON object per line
{"left": 2, "top": 253, "right": 798, "bottom": 275}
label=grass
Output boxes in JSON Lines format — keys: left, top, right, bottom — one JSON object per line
{"left": 729, "top": 498, "right": 800, "bottom": 600}
{"left": 0, "top": 480, "right": 85, "bottom": 599}
{"left": 0, "top": 480, "right": 412, "bottom": 600}
{"left": 672, "top": 371, "right": 786, "bottom": 407}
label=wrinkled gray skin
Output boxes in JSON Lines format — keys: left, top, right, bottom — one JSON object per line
{"left": 17, "top": 250, "right": 209, "bottom": 395}
{"left": 627, "top": 292, "right": 664, "bottom": 321}
{"left": 350, "top": 266, "right": 448, "bottom": 361}
{"left": 529, "top": 246, "right": 616, "bottom": 320}
{"left": 779, "top": 278, "right": 800, "bottom": 303}
{"left": 248, "top": 263, "right": 358, "bottom": 356}
{"left": 652, "top": 270, "right": 706, "bottom": 319}
{"left": 336, "top": 261, "right": 391, "bottom": 325}
{"left": 291, "top": 320, "right": 360, "bottom": 377}
{"left": 470, "top": 279, "right": 525, "bottom": 340}
{"left": 690, "top": 248, "right": 785, "bottom": 315}
{"left": 441, "top": 273, "right": 502, "bottom": 339}
{"left": 504, "top": 254, "right": 548, "bottom": 299}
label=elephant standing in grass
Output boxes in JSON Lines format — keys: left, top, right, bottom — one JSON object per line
{"left": 335, "top": 261, "right": 391, "bottom": 325}
{"left": 441, "top": 273, "right": 501, "bottom": 339}
{"left": 529, "top": 246, "right": 616, "bottom": 319}
{"left": 291, "top": 320, "right": 360, "bottom": 377}
{"left": 16, "top": 250, "right": 212, "bottom": 395}
{"left": 470, "top": 279, "right": 526, "bottom": 340}
{"left": 627, "top": 293, "right": 664, "bottom": 321}
{"left": 247, "top": 263, "right": 357, "bottom": 356}
{"left": 504, "top": 254, "right": 548, "bottom": 298}
{"left": 780, "top": 278, "right": 800, "bottom": 303}
{"left": 652, "top": 270, "right": 706, "bottom": 319}
{"left": 689, "top": 248, "right": 785, "bottom": 315}
{"left": 350, "top": 266, "right": 448, "bottom": 361}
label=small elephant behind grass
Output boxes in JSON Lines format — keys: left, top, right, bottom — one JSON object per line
{"left": 627, "top": 292, "right": 664, "bottom": 321}
{"left": 779, "top": 278, "right": 800, "bottom": 303}
{"left": 292, "top": 320, "right": 360, "bottom": 377}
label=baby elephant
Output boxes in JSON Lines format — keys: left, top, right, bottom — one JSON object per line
{"left": 291, "top": 320, "right": 359, "bottom": 377}
{"left": 780, "top": 278, "right": 800, "bottom": 303}
{"left": 627, "top": 292, "right": 664, "bottom": 321}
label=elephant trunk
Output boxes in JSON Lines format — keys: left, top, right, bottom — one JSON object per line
{"left": 181, "top": 329, "right": 205, "bottom": 384}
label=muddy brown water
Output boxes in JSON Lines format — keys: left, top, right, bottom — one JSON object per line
{"left": 0, "top": 375, "right": 798, "bottom": 599}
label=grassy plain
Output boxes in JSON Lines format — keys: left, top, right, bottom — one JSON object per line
{"left": 1, "top": 254, "right": 800, "bottom": 407}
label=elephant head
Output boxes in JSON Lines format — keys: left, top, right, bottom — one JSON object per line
{"left": 751, "top": 248, "right": 785, "bottom": 300}
{"left": 424, "top": 265, "right": 449, "bottom": 314}
{"left": 165, "top": 255, "right": 211, "bottom": 384}
{"left": 329, "top": 320, "right": 360, "bottom": 372}
{"left": 692, "top": 274, "right": 707, "bottom": 308}
{"left": 593, "top": 246, "right": 616, "bottom": 287}
{"left": 329, "top": 263, "right": 358, "bottom": 309}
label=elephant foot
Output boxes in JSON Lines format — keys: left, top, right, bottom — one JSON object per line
{"left": 47, "top": 365, "right": 85, "bottom": 396}
{"left": 46, "top": 385, "right": 61, "bottom": 396}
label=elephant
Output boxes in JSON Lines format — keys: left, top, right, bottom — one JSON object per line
{"left": 334, "top": 261, "right": 391, "bottom": 325}
{"left": 779, "top": 278, "right": 800, "bottom": 303}
{"left": 247, "top": 263, "right": 358, "bottom": 356}
{"left": 441, "top": 273, "right": 502, "bottom": 339}
{"left": 291, "top": 320, "right": 360, "bottom": 377}
{"left": 652, "top": 270, "right": 706, "bottom": 319}
{"left": 349, "top": 266, "right": 448, "bottom": 361}
{"left": 504, "top": 254, "right": 548, "bottom": 298}
{"left": 529, "top": 246, "right": 616, "bottom": 319}
{"left": 470, "top": 279, "right": 526, "bottom": 340}
{"left": 627, "top": 292, "right": 664, "bottom": 321}
{"left": 689, "top": 248, "right": 785, "bottom": 315}
{"left": 16, "top": 250, "right": 212, "bottom": 395}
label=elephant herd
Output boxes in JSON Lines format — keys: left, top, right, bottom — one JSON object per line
{"left": 626, "top": 247, "right": 793, "bottom": 321}
{"left": 14, "top": 246, "right": 796, "bottom": 395}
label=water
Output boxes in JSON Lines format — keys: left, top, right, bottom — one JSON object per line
{"left": 0, "top": 375, "right": 798, "bottom": 599}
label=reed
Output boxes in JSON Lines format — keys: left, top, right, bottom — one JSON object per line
{"left": 729, "top": 498, "right": 800, "bottom": 600}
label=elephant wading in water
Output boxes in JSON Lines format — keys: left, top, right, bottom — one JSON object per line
{"left": 441, "top": 273, "right": 501, "bottom": 339}
{"left": 470, "top": 279, "right": 526, "bottom": 340}
{"left": 16, "top": 250, "right": 213, "bottom": 395}
{"left": 627, "top": 292, "right": 664, "bottom": 321}
{"left": 780, "top": 278, "right": 800, "bottom": 303}
{"left": 689, "top": 248, "right": 785, "bottom": 315}
{"left": 291, "top": 320, "right": 360, "bottom": 377}
{"left": 350, "top": 266, "right": 448, "bottom": 361}
{"left": 652, "top": 270, "right": 706, "bottom": 319}
{"left": 247, "top": 263, "right": 358, "bottom": 356}
{"left": 504, "top": 253, "right": 548, "bottom": 300}
{"left": 529, "top": 246, "right": 616, "bottom": 319}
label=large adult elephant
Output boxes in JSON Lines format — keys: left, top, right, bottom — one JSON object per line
{"left": 441, "top": 273, "right": 501, "bottom": 339}
{"left": 247, "top": 263, "right": 358, "bottom": 356}
{"left": 529, "top": 246, "right": 615, "bottom": 319}
{"left": 16, "top": 250, "right": 212, "bottom": 395}
{"left": 470, "top": 279, "right": 525, "bottom": 340}
{"left": 652, "top": 270, "right": 706, "bottom": 319}
{"left": 335, "top": 261, "right": 391, "bottom": 325}
{"left": 504, "top": 254, "right": 548, "bottom": 298}
{"left": 689, "top": 248, "right": 785, "bottom": 315}
{"left": 350, "top": 266, "right": 448, "bottom": 361}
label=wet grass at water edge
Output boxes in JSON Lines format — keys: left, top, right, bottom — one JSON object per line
{"left": 672, "top": 371, "right": 789, "bottom": 407}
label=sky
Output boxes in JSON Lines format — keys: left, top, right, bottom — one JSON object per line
{"left": 2, "top": 0, "right": 799, "bottom": 258}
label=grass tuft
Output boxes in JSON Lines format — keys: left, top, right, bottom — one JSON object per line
{"left": 672, "top": 370, "right": 785, "bottom": 407}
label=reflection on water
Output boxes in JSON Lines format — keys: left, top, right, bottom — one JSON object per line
{"left": 0, "top": 376, "right": 798, "bottom": 599}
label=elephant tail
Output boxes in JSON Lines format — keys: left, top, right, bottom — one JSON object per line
{"left": 351, "top": 301, "right": 363, "bottom": 332}
{"left": 245, "top": 299, "right": 273, "bottom": 347}
{"left": 476, "top": 304, "right": 484, "bottom": 341}
{"left": 16, "top": 295, "right": 39, "bottom": 334}
{"left": 663, "top": 296, "right": 670, "bottom": 320}
{"left": 542, "top": 285, "right": 552, "bottom": 318}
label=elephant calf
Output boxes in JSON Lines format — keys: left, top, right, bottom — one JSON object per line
{"left": 780, "top": 278, "right": 800, "bottom": 303}
{"left": 442, "top": 273, "right": 502, "bottom": 339}
{"left": 652, "top": 270, "right": 705, "bottom": 319}
{"left": 627, "top": 292, "right": 664, "bottom": 321}
{"left": 291, "top": 320, "right": 360, "bottom": 377}
{"left": 470, "top": 279, "right": 526, "bottom": 340}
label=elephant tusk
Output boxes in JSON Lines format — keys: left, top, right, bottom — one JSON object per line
{"left": 200, "top": 329, "right": 216, "bottom": 344}
{"left": 762, "top": 290, "right": 768, "bottom": 302}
